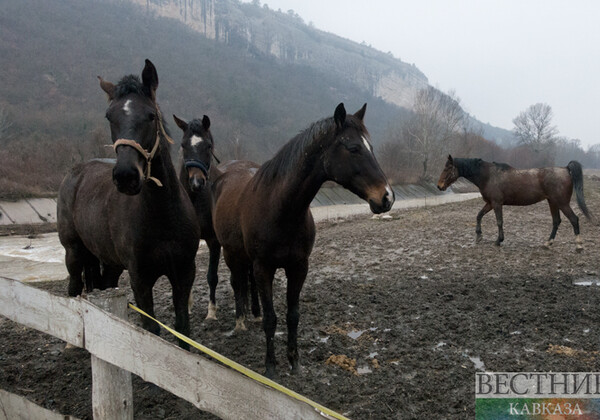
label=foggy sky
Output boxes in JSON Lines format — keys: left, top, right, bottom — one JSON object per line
{"left": 252, "top": 0, "right": 600, "bottom": 148}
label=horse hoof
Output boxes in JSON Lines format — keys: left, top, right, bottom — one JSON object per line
{"left": 205, "top": 313, "right": 218, "bottom": 321}
{"left": 265, "top": 365, "right": 277, "bottom": 379}
{"left": 205, "top": 302, "right": 217, "bottom": 320}
{"left": 290, "top": 362, "right": 300, "bottom": 375}
{"left": 253, "top": 316, "right": 263, "bottom": 323}
{"left": 576, "top": 245, "right": 584, "bottom": 253}
{"left": 543, "top": 240, "right": 553, "bottom": 249}
{"left": 494, "top": 241, "right": 502, "bottom": 247}
{"left": 234, "top": 318, "right": 247, "bottom": 332}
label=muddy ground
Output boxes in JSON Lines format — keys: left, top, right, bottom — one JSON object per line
{"left": 2, "top": 178, "right": 600, "bottom": 419}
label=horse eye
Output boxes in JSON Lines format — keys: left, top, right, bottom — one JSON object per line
{"left": 148, "top": 113, "right": 156, "bottom": 121}
{"left": 348, "top": 145, "right": 361, "bottom": 154}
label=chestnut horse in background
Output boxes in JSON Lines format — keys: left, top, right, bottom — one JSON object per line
{"left": 57, "top": 60, "right": 199, "bottom": 347}
{"left": 173, "top": 114, "right": 260, "bottom": 321}
{"left": 212, "top": 103, "right": 394, "bottom": 377}
{"left": 437, "top": 155, "right": 592, "bottom": 251}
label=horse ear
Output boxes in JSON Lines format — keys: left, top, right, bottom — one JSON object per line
{"left": 98, "top": 76, "right": 115, "bottom": 100}
{"left": 173, "top": 115, "right": 188, "bottom": 132}
{"left": 142, "top": 59, "right": 159, "bottom": 99}
{"left": 202, "top": 115, "right": 211, "bottom": 130}
{"left": 354, "top": 103, "right": 367, "bottom": 121}
{"left": 334, "top": 103, "right": 346, "bottom": 128}
{"left": 448, "top": 154, "right": 453, "bottom": 163}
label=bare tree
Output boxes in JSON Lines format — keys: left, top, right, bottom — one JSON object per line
{"left": 407, "top": 87, "right": 464, "bottom": 180}
{"left": 512, "top": 103, "right": 558, "bottom": 159}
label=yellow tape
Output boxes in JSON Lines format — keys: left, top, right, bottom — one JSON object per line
{"left": 128, "top": 303, "right": 350, "bottom": 420}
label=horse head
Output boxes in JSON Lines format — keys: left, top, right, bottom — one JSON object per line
{"left": 323, "top": 103, "right": 394, "bottom": 214}
{"left": 437, "top": 155, "right": 459, "bottom": 191}
{"left": 99, "top": 59, "right": 165, "bottom": 195}
{"left": 174, "top": 114, "right": 214, "bottom": 192}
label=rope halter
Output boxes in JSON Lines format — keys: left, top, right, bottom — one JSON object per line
{"left": 112, "top": 106, "right": 174, "bottom": 187}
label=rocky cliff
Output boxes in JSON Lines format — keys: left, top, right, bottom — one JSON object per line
{"left": 128, "top": 0, "right": 429, "bottom": 109}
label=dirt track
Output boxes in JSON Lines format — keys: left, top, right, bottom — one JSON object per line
{"left": 1, "top": 178, "right": 600, "bottom": 419}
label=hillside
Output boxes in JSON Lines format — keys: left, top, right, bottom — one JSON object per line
{"left": 0, "top": 0, "right": 515, "bottom": 197}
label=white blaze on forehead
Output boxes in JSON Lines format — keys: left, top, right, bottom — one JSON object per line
{"left": 361, "top": 135, "right": 373, "bottom": 153}
{"left": 123, "top": 99, "right": 132, "bottom": 115}
{"left": 191, "top": 135, "right": 204, "bottom": 146}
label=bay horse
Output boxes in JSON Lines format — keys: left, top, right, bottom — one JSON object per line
{"left": 437, "top": 155, "right": 591, "bottom": 251}
{"left": 212, "top": 103, "right": 394, "bottom": 377}
{"left": 57, "top": 60, "right": 200, "bottom": 347}
{"left": 173, "top": 114, "right": 261, "bottom": 321}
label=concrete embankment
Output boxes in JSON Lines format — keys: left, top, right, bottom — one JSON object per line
{"left": 0, "top": 183, "right": 480, "bottom": 283}
{"left": 0, "top": 181, "right": 477, "bottom": 226}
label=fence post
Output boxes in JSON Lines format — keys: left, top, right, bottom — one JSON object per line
{"left": 87, "top": 288, "right": 133, "bottom": 420}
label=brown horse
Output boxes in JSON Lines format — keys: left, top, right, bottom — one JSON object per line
{"left": 57, "top": 60, "right": 199, "bottom": 348}
{"left": 212, "top": 103, "right": 394, "bottom": 377}
{"left": 173, "top": 114, "right": 261, "bottom": 321}
{"left": 437, "top": 155, "right": 591, "bottom": 251}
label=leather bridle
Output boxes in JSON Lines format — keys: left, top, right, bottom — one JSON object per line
{"left": 112, "top": 105, "right": 174, "bottom": 187}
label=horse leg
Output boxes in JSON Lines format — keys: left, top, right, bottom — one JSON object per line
{"left": 129, "top": 273, "right": 161, "bottom": 336}
{"left": 205, "top": 238, "right": 221, "bottom": 320}
{"left": 545, "top": 202, "right": 561, "bottom": 247}
{"left": 284, "top": 261, "right": 308, "bottom": 374}
{"left": 65, "top": 246, "right": 84, "bottom": 297}
{"left": 254, "top": 261, "right": 277, "bottom": 378}
{"left": 102, "top": 265, "right": 123, "bottom": 289}
{"left": 493, "top": 205, "right": 504, "bottom": 246}
{"left": 248, "top": 266, "right": 262, "bottom": 319}
{"left": 560, "top": 204, "right": 583, "bottom": 252}
{"left": 476, "top": 202, "right": 492, "bottom": 243}
{"left": 82, "top": 253, "right": 101, "bottom": 292}
{"left": 169, "top": 262, "right": 195, "bottom": 350}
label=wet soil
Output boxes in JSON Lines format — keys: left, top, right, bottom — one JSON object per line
{"left": 2, "top": 179, "right": 600, "bottom": 419}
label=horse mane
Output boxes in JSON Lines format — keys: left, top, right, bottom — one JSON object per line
{"left": 255, "top": 117, "right": 334, "bottom": 185}
{"left": 113, "top": 75, "right": 152, "bottom": 100}
{"left": 454, "top": 158, "right": 484, "bottom": 179}
{"left": 255, "top": 114, "right": 366, "bottom": 186}
{"left": 492, "top": 161, "right": 514, "bottom": 171}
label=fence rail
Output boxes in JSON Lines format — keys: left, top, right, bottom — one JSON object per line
{"left": 0, "top": 276, "right": 334, "bottom": 419}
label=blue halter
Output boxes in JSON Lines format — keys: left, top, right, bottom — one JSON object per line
{"left": 184, "top": 159, "right": 210, "bottom": 177}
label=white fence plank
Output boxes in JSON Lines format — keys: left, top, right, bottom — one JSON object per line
{"left": 0, "top": 277, "right": 83, "bottom": 347}
{"left": 0, "top": 389, "right": 80, "bottom": 420}
{"left": 0, "top": 277, "right": 332, "bottom": 420}
{"left": 82, "top": 301, "right": 324, "bottom": 420}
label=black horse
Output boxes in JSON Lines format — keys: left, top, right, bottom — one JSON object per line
{"left": 173, "top": 114, "right": 261, "bottom": 321}
{"left": 57, "top": 60, "right": 200, "bottom": 347}
{"left": 212, "top": 103, "right": 394, "bottom": 377}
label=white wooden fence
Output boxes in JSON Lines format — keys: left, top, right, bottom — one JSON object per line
{"left": 0, "top": 276, "right": 336, "bottom": 419}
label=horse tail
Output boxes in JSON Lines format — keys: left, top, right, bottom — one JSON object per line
{"left": 567, "top": 160, "right": 592, "bottom": 221}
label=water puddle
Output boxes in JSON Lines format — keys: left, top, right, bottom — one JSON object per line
{"left": 347, "top": 330, "right": 366, "bottom": 340}
{"left": 357, "top": 366, "right": 372, "bottom": 375}
{"left": 573, "top": 278, "right": 600, "bottom": 286}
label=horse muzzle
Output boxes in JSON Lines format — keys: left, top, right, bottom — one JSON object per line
{"left": 188, "top": 171, "right": 207, "bottom": 191}
{"left": 368, "top": 185, "right": 395, "bottom": 214}
{"left": 185, "top": 160, "right": 210, "bottom": 192}
{"left": 437, "top": 182, "right": 448, "bottom": 191}
{"left": 113, "top": 164, "right": 144, "bottom": 195}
